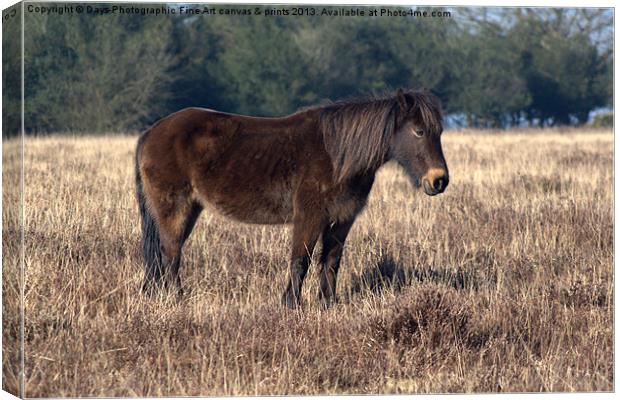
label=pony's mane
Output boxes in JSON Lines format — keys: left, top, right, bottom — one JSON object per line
{"left": 318, "top": 90, "right": 443, "bottom": 182}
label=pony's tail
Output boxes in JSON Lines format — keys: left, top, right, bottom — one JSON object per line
{"left": 135, "top": 133, "right": 163, "bottom": 292}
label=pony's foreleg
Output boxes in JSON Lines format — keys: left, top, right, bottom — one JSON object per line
{"left": 281, "top": 215, "right": 324, "bottom": 309}
{"left": 318, "top": 219, "right": 354, "bottom": 308}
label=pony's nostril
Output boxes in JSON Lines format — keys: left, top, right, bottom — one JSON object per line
{"left": 433, "top": 177, "right": 447, "bottom": 192}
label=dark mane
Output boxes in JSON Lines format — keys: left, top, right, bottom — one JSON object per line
{"left": 319, "top": 90, "right": 442, "bottom": 182}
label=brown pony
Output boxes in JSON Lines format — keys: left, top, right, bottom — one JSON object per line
{"left": 135, "top": 89, "right": 448, "bottom": 308}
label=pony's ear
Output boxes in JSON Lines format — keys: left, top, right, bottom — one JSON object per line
{"left": 397, "top": 88, "right": 408, "bottom": 111}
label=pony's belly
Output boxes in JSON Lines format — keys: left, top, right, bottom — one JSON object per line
{"left": 225, "top": 200, "right": 293, "bottom": 224}
{"left": 196, "top": 185, "right": 294, "bottom": 224}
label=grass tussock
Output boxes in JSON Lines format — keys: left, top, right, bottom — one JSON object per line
{"left": 2, "top": 129, "right": 613, "bottom": 396}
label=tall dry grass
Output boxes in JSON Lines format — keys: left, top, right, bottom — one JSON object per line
{"left": 2, "top": 129, "right": 613, "bottom": 396}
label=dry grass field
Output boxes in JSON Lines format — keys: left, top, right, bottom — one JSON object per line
{"left": 2, "top": 129, "right": 613, "bottom": 396}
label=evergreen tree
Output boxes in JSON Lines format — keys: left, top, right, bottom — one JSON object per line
{"left": 2, "top": 5, "right": 612, "bottom": 134}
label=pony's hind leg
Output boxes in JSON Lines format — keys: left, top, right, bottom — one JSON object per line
{"left": 171, "top": 202, "right": 203, "bottom": 293}
{"left": 160, "top": 201, "right": 203, "bottom": 295}
{"left": 145, "top": 186, "right": 202, "bottom": 295}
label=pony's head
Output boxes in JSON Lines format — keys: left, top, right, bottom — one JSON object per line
{"left": 389, "top": 89, "right": 448, "bottom": 196}
{"left": 320, "top": 88, "right": 448, "bottom": 196}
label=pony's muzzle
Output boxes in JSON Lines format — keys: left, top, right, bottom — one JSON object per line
{"left": 422, "top": 168, "right": 449, "bottom": 196}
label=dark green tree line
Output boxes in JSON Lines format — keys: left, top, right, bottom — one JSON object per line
{"left": 2, "top": 5, "right": 613, "bottom": 135}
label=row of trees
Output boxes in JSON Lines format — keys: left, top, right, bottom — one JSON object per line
{"left": 2, "top": 6, "right": 613, "bottom": 135}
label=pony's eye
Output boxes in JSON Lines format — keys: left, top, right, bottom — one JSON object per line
{"left": 414, "top": 129, "right": 425, "bottom": 138}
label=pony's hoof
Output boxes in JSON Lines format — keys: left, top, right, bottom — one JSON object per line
{"left": 281, "top": 291, "right": 300, "bottom": 309}
{"left": 141, "top": 281, "right": 155, "bottom": 296}
{"left": 318, "top": 295, "right": 337, "bottom": 309}
{"left": 319, "top": 299, "right": 336, "bottom": 310}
